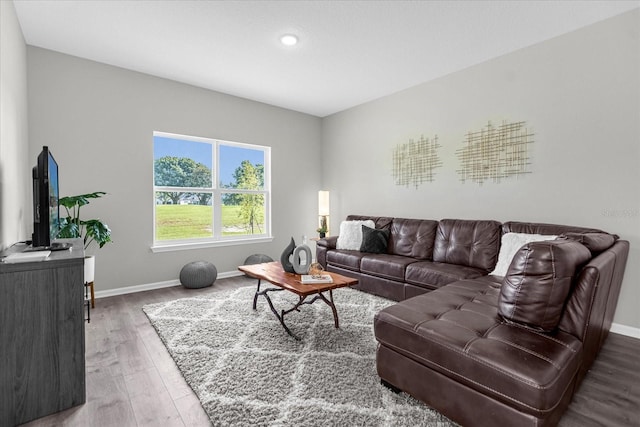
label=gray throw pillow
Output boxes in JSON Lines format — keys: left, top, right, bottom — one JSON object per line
{"left": 360, "top": 225, "right": 390, "bottom": 254}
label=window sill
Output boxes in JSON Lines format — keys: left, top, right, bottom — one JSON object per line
{"left": 151, "top": 236, "right": 274, "bottom": 253}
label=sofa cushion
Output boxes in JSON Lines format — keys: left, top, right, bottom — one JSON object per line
{"left": 360, "top": 254, "right": 418, "bottom": 282}
{"left": 560, "top": 232, "right": 616, "bottom": 254}
{"left": 503, "top": 221, "right": 605, "bottom": 236}
{"left": 405, "top": 261, "right": 486, "bottom": 290}
{"left": 326, "top": 250, "right": 366, "bottom": 272}
{"left": 360, "top": 225, "right": 390, "bottom": 254}
{"left": 499, "top": 239, "right": 591, "bottom": 332}
{"left": 388, "top": 218, "right": 438, "bottom": 259}
{"left": 374, "top": 278, "right": 583, "bottom": 414}
{"left": 336, "top": 220, "right": 375, "bottom": 250}
{"left": 490, "top": 232, "right": 558, "bottom": 277}
{"left": 433, "top": 219, "right": 501, "bottom": 271}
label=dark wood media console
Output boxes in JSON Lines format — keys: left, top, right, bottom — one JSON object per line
{"left": 0, "top": 239, "right": 86, "bottom": 426}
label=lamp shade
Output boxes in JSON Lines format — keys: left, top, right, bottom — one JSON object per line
{"left": 318, "top": 191, "right": 330, "bottom": 216}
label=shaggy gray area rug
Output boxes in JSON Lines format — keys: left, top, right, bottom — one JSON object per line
{"left": 143, "top": 285, "right": 456, "bottom": 426}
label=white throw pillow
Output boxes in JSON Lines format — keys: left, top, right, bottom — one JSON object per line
{"left": 490, "top": 232, "right": 558, "bottom": 277}
{"left": 336, "top": 220, "right": 375, "bottom": 250}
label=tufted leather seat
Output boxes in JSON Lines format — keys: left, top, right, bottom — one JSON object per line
{"left": 360, "top": 254, "right": 418, "bottom": 281}
{"left": 326, "top": 250, "right": 365, "bottom": 272}
{"left": 375, "top": 277, "right": 582, "bottom": 419}
{"left": 405, "top": 260, "right": 486, "bottom": 290}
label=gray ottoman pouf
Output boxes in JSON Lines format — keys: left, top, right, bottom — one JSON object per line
{"left": 180, "top": 261, "right": 217, "bottom": 289}
{"left": 243, "top": 254, "right": 274, "bottom": 277}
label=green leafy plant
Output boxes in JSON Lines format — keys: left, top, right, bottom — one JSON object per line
{"left": 58, "top": 191, "right": 112, "bottom": 250}
{"left": 317, "top": 215, "right": 328, "bottom": 237}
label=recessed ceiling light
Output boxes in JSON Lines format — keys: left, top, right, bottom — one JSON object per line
{"left": 280, "top": 34, "right": 298, "bottom": 46}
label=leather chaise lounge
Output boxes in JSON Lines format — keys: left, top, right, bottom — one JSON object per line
{"left": 316, "top": 215, "right": 629, "bottom": 426}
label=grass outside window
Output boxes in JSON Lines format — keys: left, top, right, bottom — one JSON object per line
{"left": 155, "top": 205, "right": 266, "bottom": 240}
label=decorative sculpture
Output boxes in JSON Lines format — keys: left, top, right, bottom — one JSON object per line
{"left": 308, "top": 262, "right": 324, "bottom": 278}
{"left": 292, "top": 244, "right": 312, "bottom": 274}
{"left": 280, "top": 237, "right": 296, "bottom": 273}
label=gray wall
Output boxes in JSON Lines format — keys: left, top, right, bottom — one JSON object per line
{"left": 0, "top": 1, "right": 30, "bottom": 250}
{"left": 8, "top": 8, "right": 639, "bottom": 331}
{"left": 27, "top": 47, "right": 322, "bottom": 290}
{"left": 321, "top": 10, "right": 640, "bottom": 329}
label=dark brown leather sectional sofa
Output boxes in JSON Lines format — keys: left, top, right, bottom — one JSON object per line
{"left": 316, "top": 215, "right": 629, "bottom": 426}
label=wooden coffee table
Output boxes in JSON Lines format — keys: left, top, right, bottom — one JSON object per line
{"left": 238, "top": 261, "right": 358, "bottom": 339}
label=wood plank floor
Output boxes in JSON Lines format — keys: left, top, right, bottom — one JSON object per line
{"left": 20, "top": 276, "right": 640, "bottom": 427}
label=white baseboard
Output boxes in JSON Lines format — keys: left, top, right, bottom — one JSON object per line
{"left": 94, "top": 270, "right": 245, "bottom": 299}
{"left": 610, "top": 322, "right": 640, "bottom": 339}
{"left": 93, "top": 275, "right": 640, "bottom": 340}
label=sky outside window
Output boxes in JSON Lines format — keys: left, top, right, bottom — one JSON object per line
{"left": 219, "top": 145, "right": 264, "bottom": 188}
{"left": 154, "top": 136, "right": 212, "bottom": 168}
{"left": 154, "top": 136, "right": 264, "bottom": 186}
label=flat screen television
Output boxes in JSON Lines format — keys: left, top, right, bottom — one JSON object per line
{"left": 31, "top": 146, "right": 69, "bottom": 251}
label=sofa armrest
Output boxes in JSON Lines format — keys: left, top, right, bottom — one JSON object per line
{"left": 317, "top": 235, "right": 338, "bottom": 250}
{"left": 316, "top": 235, "right": 338, "bottom": 268}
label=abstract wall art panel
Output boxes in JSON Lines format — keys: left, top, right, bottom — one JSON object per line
{"left": 456, "top": 120, "right": 533, "bottom": 185}
{"left": 393, "top": 135, "right": 443, "bottom": 188}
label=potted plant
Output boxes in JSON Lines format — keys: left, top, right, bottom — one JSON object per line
{"left": 58, "top": 191, "right": 112, "bottom": 307}
{"left": 58, "top": 191, "right": 112, "bottom": 249}
{"left": 316, "top": 225, "right": 328, "bottom": 239}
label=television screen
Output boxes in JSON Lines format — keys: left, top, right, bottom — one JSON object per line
{"left": 31, "top": 146, "right": 64, "bottom": 250}
{"left": 48, "top": 152, "right": 60, "bottom": 240}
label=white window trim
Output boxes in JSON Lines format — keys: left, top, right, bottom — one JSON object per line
{"left": 150, "top": 236, "right": 274, "bottom": 253}
{"left": 152, "top": 131, "right": 271, "bottom": 251}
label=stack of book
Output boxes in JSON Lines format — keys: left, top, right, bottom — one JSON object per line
{"left": 300, "top": 274, "right": 333, "bottom": 284}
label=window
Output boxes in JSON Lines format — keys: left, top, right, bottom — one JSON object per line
{"left": 152, "top": 131, "right": 271, "bottom": 251}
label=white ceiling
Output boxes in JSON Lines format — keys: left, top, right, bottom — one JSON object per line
{"left": 13, "top": 0, "right": 640, "bottom": 117}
